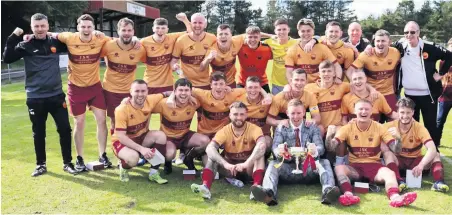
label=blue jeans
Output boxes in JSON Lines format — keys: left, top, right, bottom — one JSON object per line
{"left": 271, "top": 84, "right": 284, "bottom": 95}
{"left": 437, "top": 100, "right": 452, "bottom": 146}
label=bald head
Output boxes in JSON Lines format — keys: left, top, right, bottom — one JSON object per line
{"left": 405, "top": 21, "right": 420, "bottom": 31}
{"left": 404, "top": 21, "right": 420, "bottom": 47}
{"left": 348, "top": 22, "right": 362, "bottom": 44}
{"left": 191, "top": 13, "right": 206, "bottom": 22}
{"left": 190, "top": 13, "right": 207, "bottom": 36}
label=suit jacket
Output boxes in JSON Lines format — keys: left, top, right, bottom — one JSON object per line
{"left": 272, "top": 121, "right": 324, "bottom": 158}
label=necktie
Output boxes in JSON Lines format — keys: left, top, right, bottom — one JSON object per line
{"left": 294, "top": 128, "right": 301, "bottom": 147}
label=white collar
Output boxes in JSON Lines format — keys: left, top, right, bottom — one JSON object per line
{"left": 290, "top": 121, "right": 304, "bottom": 130}
{"left": 401, "top": 38, "right": 424, "bottom": 49}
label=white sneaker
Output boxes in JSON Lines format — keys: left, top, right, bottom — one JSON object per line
{"left": 175, "top": 153, "right": 185, "bottom": 165}
{"left": 225, "top": 177, "right": 244, "bottom": 188}
{"left": 191, "top": 184, "right": 211, "bottom": 199}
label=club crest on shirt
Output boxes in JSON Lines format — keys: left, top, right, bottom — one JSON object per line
{"left": 114, "top": 53, "right": 119, "bottom": 57}
{"left": 354, "top": 135, "right": 359, "bottom": 140}
{"left": 210, "top": 103, "right": 215, "bottom": 107}
{"left": 373, "top": 62, "right": 378, "bottom": 66}
{"left": 409, "top": 136, "right": 414, "bottom": 143}
{"left": 297, "top": 54, "right": 301, "bottom": 58}
{"left": 388, "top": 59, "right": 393, "bottom": 65}
{"left": 257, "top": 56, "right": 262, "bottom": 60}
{"left": 243, "top": 138, "right": 248, "bottom": 145}
{"left": 315, "top": 92, "right": 320, "bottom": 98}
{"left": 203, "top": 44, "right": 209, "bottom": 50}
{"left": 368, "top": 136, "right": 373, "bottom": 142}
{"left": 330, "top": 91, "right": 335, "bottom": 95}
{"left": 189, "top": 46, "right": 194, "bottom": 50}
{"left": 224, "top": 102, "right": 229, "bottom": 107}
{"left": 130, "top": 114, "right": 135, "bottom": 119}
{"left": 50, "top": 46, "right": 57, "bottom": 53}
{"left": 90, "top": 44, "right": 95, "bottom": 49}
{"left": 144, "top": 112, "right": 149, "bottom": 116}
{"left": 151, "top": 47, "right": 155, "bottom": 51}
{"left": 244, "top": 53, "right": 248, "bottom": 58}
{"left": 164, "top": 44, "right": 169, "bottom": 49}
{"left": 221, "top": 57, "right": 225, "bottom": 61}
{"left": 129, "top": 54, "right": 135, "bottom": 60}
{"left": 259, "top": 108, "right": 265, "bottom": 113}
{"left": 171, "top": 111, "right": 177, "bottom": 116}
{"left": 232, "top": 140, "right": 236, "bottom": 146}
{"left": 75, "top": 45, "right": 79, "bottom": 49}
{"left": 336, "top": 53, "right": 343, "bottom": 59}
{"left": 310, "top": 54, "right": 316, "bottom": 60}
{"left": 186, "top": 111, "right": 191, "bottom": 115}
{"left": 422, "top": 52, "right": 429, "bottom": 59}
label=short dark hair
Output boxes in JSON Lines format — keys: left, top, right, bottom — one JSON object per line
{"left": 132, "top": 79, "right": 147, "bottom": 86}
{"left": 274, "top": 19, "right": 289, "bottom": 27}
{"left": 229, "top": 101, "right": 248, "bottom": 111}
{"left": 354, "top": 99, "right": 373, "bottom": 107}
{"left": 217, "top": 24, "right": 231, "bottom": 31}
{"left": 396, "top": 97, "right": 416, "bottom": 110}
{"left": 292, "top": 69, "right": 307, "bottom": 78}
{"left": 246, "top": 76, "right": 261, "bottom": 84}
{"left": 154, "top": 18, "right": 168, "bottom": 26}
{"left": 174, "top": 78, "right": 192, "bottom": 89}
{"left": 210, "top": 71, "right": 226, "bottom": 83}
{"left": 287, "top": 99, "right": 304, "bottom": 108}
{"left": 77, "top": 14, "right": 94, "bottom": 24}
{"left": 326, "top": 21, "right": 341, "bottom": 30}
{"left": 319, "top": 60, "right": 334, "bottom": 70}
{"left": 31, "top": 13, "right": 48, "bottom": 21}
{"left": 118, "top": 18, "right": 134, "bottom": 29}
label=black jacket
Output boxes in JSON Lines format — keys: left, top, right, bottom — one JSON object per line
{"left": 341, "top": 36, "right": 370, "bottom": 53}
{"left": 392, "top": 39, "right": 452, "bottom": 100}
{"left": 3, "top": 34, "right": 67, "bottom": 98}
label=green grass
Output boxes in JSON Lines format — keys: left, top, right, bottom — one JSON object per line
{"left": 2, "top": 61, "right": 452, "bottom": 213}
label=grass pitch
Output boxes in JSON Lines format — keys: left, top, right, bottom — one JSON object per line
{"left": 2, "top": 62, "right": 452, "bottom": 213}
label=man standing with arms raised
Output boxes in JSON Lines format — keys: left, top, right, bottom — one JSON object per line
{"left": 3, "top": 13, "right": 78, "bottom": 176}
{"left": 171, "top": 13, "right": 216, "bottom": 89}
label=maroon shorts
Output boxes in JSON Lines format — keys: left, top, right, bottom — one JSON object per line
{"left": 167, "top": 131, "right": 196, "bottom": 149}
{"left": 350, "top": 163, "right": 385, "bottom": 182}
{"left": 148, "top": 86, "right": 173, "bottom": 95}
{"left": 103, "top": 90, "right": 130, "bottom": 118}
{"left": 397, "top": 156, "right": 423, "bottom": 170}
{"left": 112, "top": 131, "right": 148, "bottom": 156}
{"left": 227, "top": 82, "right": 236, "bottom": 88}
{"left": 67, "top": 82, "right": 106, "bottom": 116}
{"left": 195, "top": 85, "right": 211, "bottom": 90}
{"left": 384, "top": 94, "right": 397, "bottom": 111}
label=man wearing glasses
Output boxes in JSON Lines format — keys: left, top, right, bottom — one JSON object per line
{"left": 395, "top": 21, "right": 452, "bottom": 148}
{"left": 364, "top": 21, "right": 452, "bottom": 148}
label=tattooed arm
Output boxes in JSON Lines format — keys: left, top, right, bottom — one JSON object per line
{"left": 205, "top": 141, "right": 229, "bottom": 166}
{"left": 244, "top": 137, "right": 267, "bottom": 165}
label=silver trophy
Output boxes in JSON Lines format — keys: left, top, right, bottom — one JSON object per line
{"left": 290, "top": 147, "right": 307, "bottom": 174}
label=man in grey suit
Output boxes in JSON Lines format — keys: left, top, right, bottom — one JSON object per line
{"left": 251, "top": 99, "right": 340, "bottom": 206}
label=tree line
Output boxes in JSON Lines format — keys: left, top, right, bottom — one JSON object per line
{"left": 2, "top": 0, "right": 451, "bottom": 54}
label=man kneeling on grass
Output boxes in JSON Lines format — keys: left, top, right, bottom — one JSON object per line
{"left": 190, "top": 102, "right": 266, "bottom": 200}
{"left": 252, "top": 99, "right": 340, "bottom": 206}
{"left": 112, "top": 80, "right": 168, "bottom": 184}
{"left": 333, "top": 99, "right": 417, "bottom": 207}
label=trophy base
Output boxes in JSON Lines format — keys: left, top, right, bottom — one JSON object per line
{"left": 292, "top": 170, "right": 303, "bottom": 174}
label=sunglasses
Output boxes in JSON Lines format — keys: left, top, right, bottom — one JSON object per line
{"left": 404, "top": 31, "right": 417, "bottom": 35}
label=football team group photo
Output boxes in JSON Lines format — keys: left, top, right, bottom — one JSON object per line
{"left": 1, "top": 0, "right": 452, "bottom": 213}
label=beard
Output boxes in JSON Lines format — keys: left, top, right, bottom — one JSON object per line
{"left": 121, "top": 37, "right": 132, "bottom": 45}
{"left": 134, "top": 96, "right": 145, "bottom": 106}
{"left": 232, "top": 119, "right": 245, "bottom": 128}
